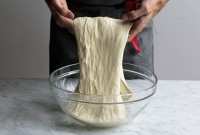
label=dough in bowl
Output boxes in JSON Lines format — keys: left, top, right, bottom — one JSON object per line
{"left": 67, "top": 17, "right": 133, "bottom": 127}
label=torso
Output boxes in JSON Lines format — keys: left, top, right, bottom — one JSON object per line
{"left": 67, "top": 0, "right": 126, "bottom": 6}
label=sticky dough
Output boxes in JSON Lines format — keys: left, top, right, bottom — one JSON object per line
{"left": 67, "top": 17, "right": 133, "bottom": 127}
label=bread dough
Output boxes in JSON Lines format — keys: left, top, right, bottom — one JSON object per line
{"left": 67, "top": 17, "right": 133, "bottom": 127}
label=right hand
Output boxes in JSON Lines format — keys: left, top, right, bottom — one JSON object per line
{"left": 45, "top": 0, "right": 74, "bottom": 32}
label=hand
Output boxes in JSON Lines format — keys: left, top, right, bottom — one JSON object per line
{"left": 45, "top": 0, "right": 74, "bottom": 32}
{"left": 122, "top": 0, "right": 169, "bottom": 42}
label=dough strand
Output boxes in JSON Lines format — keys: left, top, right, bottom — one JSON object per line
{"left": 67, "top": 17, "right": 133, "bottom": 127}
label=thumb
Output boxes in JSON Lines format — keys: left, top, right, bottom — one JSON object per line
{"left": 66, "top": 10, "right": 74, "bottom": 19}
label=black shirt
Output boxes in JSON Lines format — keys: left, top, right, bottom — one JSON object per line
{"left": 67, "top": 0, "right": 126, "bottom": 6}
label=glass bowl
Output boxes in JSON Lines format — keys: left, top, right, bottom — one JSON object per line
{"left": 49, "top": 63, "right": 157, "bottom": 127}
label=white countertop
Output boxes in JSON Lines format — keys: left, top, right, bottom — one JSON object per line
{"left": 0, "top": 79, "right": 199, "bottom": 135}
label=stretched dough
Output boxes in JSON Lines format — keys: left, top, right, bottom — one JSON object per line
{"left": 67, "top": 17, "right": 133, "bottom": 127}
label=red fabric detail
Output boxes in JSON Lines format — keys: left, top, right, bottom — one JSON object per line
{"left": 125, "top": 0, "right": 142, "bottom": 10}
{"left": 125, "top": 0, "right": 142, "bottom": 52}
{"left": 132, "top": 35, "right": 141, "bottom": 52}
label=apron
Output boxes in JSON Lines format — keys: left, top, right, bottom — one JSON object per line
{"left": 49, "top": 0, "right": 154, "bottom": 74}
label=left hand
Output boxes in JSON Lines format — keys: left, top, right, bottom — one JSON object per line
{"left": 122, "top": 0, "right": 169, "bottom": 42}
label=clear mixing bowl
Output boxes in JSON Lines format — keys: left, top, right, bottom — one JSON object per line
{"left": 49, "top": 63, "right": 157, "bottom": 127}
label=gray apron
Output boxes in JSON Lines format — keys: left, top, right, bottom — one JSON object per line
{"left": 49, "top": 0, "right": 154, "bottom": 74}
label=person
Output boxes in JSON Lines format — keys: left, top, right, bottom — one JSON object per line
{"left": 45, "top": 0, "right": 168, "bottom": 74}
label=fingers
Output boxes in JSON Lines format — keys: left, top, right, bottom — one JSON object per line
{"left": 46, "top": 0, "right": 74, "bottom": 31}
{"left": 125, "top": 0, "right": 169, "bottom": 41}
{"left": 122, "top": 7, "right": 148, "bottom": 21}
{"left": 127, "top": 16, "right": 148, "bottom": 42}
{"left": 128, "top": 11, "right": 153, "bottom": 42}
{"left": 51, "top": 0, "right": 74, "bottom": 19}
{"left": 122, "top": 0, "right": 154, "bottom": 21}
{"left": 53, "top": 11, "right": 74, "bottom": 32}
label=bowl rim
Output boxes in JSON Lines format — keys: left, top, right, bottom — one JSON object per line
{"left": 49, "top": 63, "right": 158, "bottom": 104}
